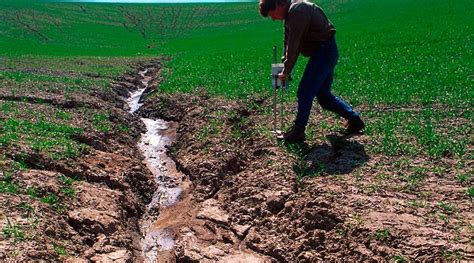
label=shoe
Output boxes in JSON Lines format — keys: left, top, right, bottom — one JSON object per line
{"left": 284, "top": 126, "right": 305, "bottom": 143}
{"left": 345, "top": 116, "right": 365, "bottom": 134}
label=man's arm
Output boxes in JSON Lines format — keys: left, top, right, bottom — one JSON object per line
{"left": 282, "top": 28, "right": 288, "bottom": 62}
{"left": 282, "top": 9, "right": 310, "bottom": 76}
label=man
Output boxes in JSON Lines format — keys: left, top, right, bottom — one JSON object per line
{"left": 259, "top": 0, "right": 365, "bottom": 143}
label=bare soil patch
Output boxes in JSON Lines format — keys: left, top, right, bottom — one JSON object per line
{"left": 1, "top": 60, "right": 471, "bottom": 262}
{"left": 0, "top": 61, "right": 162, "bottom": 261}
{"left": 140, "top": 90, "right": 472, "bottom": 261}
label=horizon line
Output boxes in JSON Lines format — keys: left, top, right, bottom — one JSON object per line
{"left": 47, "top": 0, "right": 257, "bottom": 3}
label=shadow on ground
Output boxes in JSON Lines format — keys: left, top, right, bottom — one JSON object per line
{"left": 296, "top": 133, "right": 370, "bottom": 176}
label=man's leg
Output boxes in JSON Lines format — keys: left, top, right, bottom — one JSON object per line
{"left": 285, "top": 36, "right": 347, "bottom": 142}
{"left": 284, "top": 52, "right": 332, "bottom": 143}
{"left": 316, "top": 72, "right": 360, "bottom": 120}
{"left": 317, "top": 72, "right": 365, "bottom": 133}
{"left": 293, "top": 51, "right": 333, "bottom": 130}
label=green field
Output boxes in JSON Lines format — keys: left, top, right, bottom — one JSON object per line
{"left": 1, "top": 0, "right": 472, "bottom": 102}
{"left": 1, "top": 0, "right": 472, "bottom": 159}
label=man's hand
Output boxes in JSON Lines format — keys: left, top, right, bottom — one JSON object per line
{"left": 278, "top": 72, "right": 287, "bottom": 81}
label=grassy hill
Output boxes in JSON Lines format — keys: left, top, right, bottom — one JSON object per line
{"left": 1, "top": 0, "right": 472, "bottom": 101}
{"left": 1, "top": 0, "right": 472, "bottom": 158}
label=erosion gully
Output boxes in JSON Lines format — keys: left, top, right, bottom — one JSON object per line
{"left": 126, "top": 68, "right": 190, "bottom": 262}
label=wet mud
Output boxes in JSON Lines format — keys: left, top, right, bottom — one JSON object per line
{"left": 127, "top": 67, "right": 191, "bottom": 262}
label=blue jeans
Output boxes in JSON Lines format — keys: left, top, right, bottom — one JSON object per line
{"left": 294, "top": 36, "right": 359, "bottom": 129}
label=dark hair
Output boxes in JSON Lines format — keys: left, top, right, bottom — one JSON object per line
{"left": 259, "top": 0, "right": 289, "bottom": 17}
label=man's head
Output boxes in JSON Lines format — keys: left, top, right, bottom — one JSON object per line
{"left": 259, "top": 0, "right": 290, "bottom": 20}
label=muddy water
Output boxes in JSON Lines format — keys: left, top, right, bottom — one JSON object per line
{"left": 127, "top": 70, "right": 148, "bottom": 114}
{"left": 127, "top": 69, "right": 186, "bottom": 262}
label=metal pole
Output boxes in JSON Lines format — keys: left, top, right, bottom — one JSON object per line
{"left": 273, "top": 46, "right": 277, "bottom": 133}
{"left": 280, "top": 80, "right": 285, "bottom": 131}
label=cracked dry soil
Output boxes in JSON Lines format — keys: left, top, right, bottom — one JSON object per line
{"left": 1, "top": 59, "right": 473, "bottom": 262}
